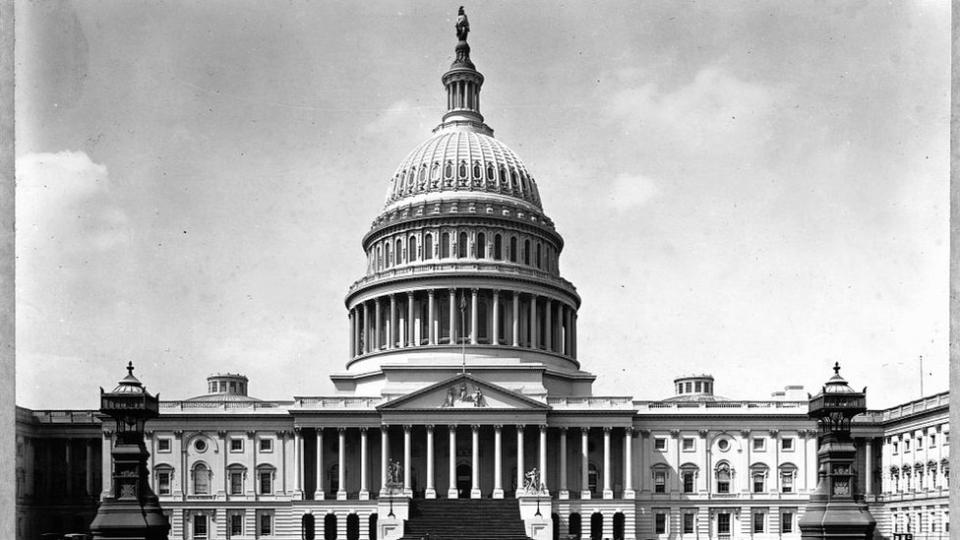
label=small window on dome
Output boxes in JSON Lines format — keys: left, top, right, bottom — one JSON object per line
{"left": 477, "top": 233, "right": 486, "bottom": 259}
{"left": 510, "top": 237, "right": 517, "bottom": 262}
{"left": 407, "top": 170, "right": 414, "bottom": 186}
{"left": 473, "top": 162, "right": 481, "bottom": 179}
{"left": 424, "top": 234, "right": 434, "bottom": 260}
{"left": 459, "top": 162, "right": 467, "bottom": 179}
{"left": 384, "top": 242, "right": 392, "bottom": 268}
{"left": 431, "top": 162, "right": 440, "bottom": 180}
{"left": 408, "top": 236, "right": 418, "bottom": 262}
{"left": 511, "top": 170, "right": 519, "bottom": 191}
{"left": 536, "top": 243, "right": 542, "bottom": 269}
{"left": 487, "top": 164, "right": 495, "bottom": 180}
{"left": 494, "top": 234, "right": 502, "bottom": 260}
{"left": 441, "top": 232, "right": 450, "bottom": 258}
{"left": 458, "top": 232, "right": 468, "bottom": 258}
{"left": 500, "top": 166, "right": 508, "bottom": 189}
{"left": 418, "top": 166, "right": 426, "bottom": 184}
{"left": 523, "top": 239, "right": 531, "bottom": 265}
{"left": 395, "top": 239, "right": 402, "bottom": 265}
{"left": 444, "top": 161, "right": 453, "bottom": 179}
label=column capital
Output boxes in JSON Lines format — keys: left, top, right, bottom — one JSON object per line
{"left": 540, "top": 425, "right": 549, "bottom": 432}
{"left": 449, "top": 424, "right": 458, "bottom": 431}
{"left": 669, "top": 429, "right": 679, "bottom": 438}
{"left": 293, "top": 427, "right": 302, "bottom": 434}
{"left": 492, "top": 288, "right": 501, "bottom": 295}
{"left": 218, "top": 430, "right": 228, "bottom": 438}
{"left": 277, "top": 430, "right": 290, "bottom": 438}
{"left": 740, "top": 429, "right": 751, "bottom": 438}
{"left": 494, "top": 424, "right": 503, "bottom": 431}
{"left": 337, "top": 427, "right": 347, "bottom": 434}
{"left": 581, "top": 427, "right": 589, "bottom": 435}
{"left": 403, "top": 425, "right": 413, "bottom": 433}
{"left": 625, "top": 426, "right": 635, "bottom": 436}
{"left": 471, "top": 288, "right": 479, "bottom": 295}
{"left": 359, "top": 426, "right": 368, "bottom": 433}
{"left": 559, "top": 427, "right": 568, "bottom": 433}
{"left": 381, "top": 425, "right": 389, "bottom": 434}
{"left": 246, "top": 430, "right": 256, "bottom": 439}
{"left": 517, "top": 425, "right": 525, "bottom": 433}
{"left": 768, "top": 429, "right": 780, "bottom": 438}
{"left": 173, "top": 430, "right": 183, "bottom": 438}
{"left": 471, "top": 424, "right": 480, "bottom": 432}
{"left": 407, "top": 290, "right": 415, "bottom": 298}
{"left": 428, "top": 289, "right": 436, "bottom": 297}
{"left": 697, "top": 429, "right": 708, "bottom": 438}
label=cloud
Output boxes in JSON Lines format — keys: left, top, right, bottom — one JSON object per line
{"left": 607, "top": 173, "right": 660, "bottom": 211}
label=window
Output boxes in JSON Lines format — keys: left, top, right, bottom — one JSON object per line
{"left": 930, "top": 433, "right": 937, "bottom": 447}
{"left": 193, "top": 463, "right": 211, "bottom": 495}
{"left": 682, "top": 472, "right": 695, "bottom": 493}
{"left": 654, "top": 471, "right": 666, "bottom": 493}
{"left": 695, "top": 381, "right": 702, "bottom": 392}
{"left": 753, "top": 438, "right": 765, "bottom": 451}
{"left": 683, "top": 513, "right": 694, "bottom": 534}
{"left": 753, "top": 473, "right": 765, "bottom": 493}
{"left": 509, "top": 237, "right": 517, "bottom": 262}
{"left": 781, "top": 438, "right": 794, "bottom": 451}
{"left": 441, "top": 232, "right": 450, "bottom": 258}
{"left": 477, "top": 233, "right": 486, "bottom": 258}
{"left": 157, "top": 438, "right": 172, "bottom": 452}
{"left": 458, "top": 232, "right": 468, "bottom": 258}
{"left": 753, "top": 512, "right": 765, "bottom": 533}
{"left": 905, "top": 439, "right": 911, "bottom": 451}
{"left": 781, "top": 512, "right": 793, "bottom": 533}
{"left": 893, "top": 442, "right": 899, "bottom": 454}
{"left": 230, "top": 513, "right": 243, "bottom": 537}
{"left": 717, "top": 513, "right": 731, "bottom": 535}
{"left": 654, "top": 437, "right": 667, "bottom": 451}
{"left": 259, "top": 512, "right": 273, "bottom": 536}
{"left": 781, "top": 468, "right": 795, "bottom": 493}
{"left": 259, "top": 469, "right": 273, "bottom": 494}
{"left": 494, "top": 234, "right": 502, "bottom": 260}
{"left": 194, "top": 515, "right": 208, "bottom": 540}
{"left": 157, "top": 469, "right": 172, "bottom": 496}
{"left": 395, "top": 238, "right": 402, "bottom": 265}
{"left": 654, "top": 513, "right": 666, "bottom": 535}
{"left": 424, "top": 234, "right": 433, "bottom": 260}
{"left": 259, "top": 438, "right": 273, "bottom": 452}
{"left": 230, "top": 438, "right": 243, "bottom": 452}
{"left": 523, "top": 239, "right": 530, "bottom": 265}
{"left": 717, "top": 439, "right": 730, "bottom": 452}
{"left": 194, "top": 439, "right": 207, "bottom": 452}
{"left": 229, "top": 470, "right": 244, "bottom": 495}
{"left": 384, "top": 242, "right": 391, "bottom": 268}
{"left": 536, "top": 243, "right": 542, "bottom": 268}
{"left": 716, "top": 463, "right": 731, "bottom": 493}
{"left": 682, "top": 438, "right": 695, "bottom": 451}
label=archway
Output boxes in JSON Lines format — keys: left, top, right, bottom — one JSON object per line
{"left": 346, "top": 513, "right": 360, "bottom": 540}
{"left": 569, "top": 513, "right": 582, "bottom": 540}
{"left": 613, "top": 513, "right": 625, "bottom": 540}
{"left": 302, "top": 513, "right": 316, "bottom": 540}
{"left": 324, "top": 513, "right": 337, "bottom": 540}
{"left": 368, "top": 513, "right": 378, "bottom": 540}
{"left": 552, "top": 513, "right": 560, "bottom": 540}
{"left": 590, "top": 512, "right": 603, "bottom": 540}
{"left": 456, "top": 463, "right": 471, "bottom": 498}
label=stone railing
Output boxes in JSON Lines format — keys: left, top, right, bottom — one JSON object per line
{"left": 635, "top": 400, "right": 807, "bottom": 411}
{"left": 882, "top": 392, "right": 949, "bottom": 421}
{"left": 158, "top": 401, "right": 288, "bottom": 411}
{"left": 547, "top": 396, "right": 635, "bottom": 409}
{"left": 292, "top": 397, "right": 385, "bottom": 409}
{"left": 29, "top": 410, "right": 100, "bottom": 423}
{"left": 347, "top": 261, "right": 578, "bottom": 295}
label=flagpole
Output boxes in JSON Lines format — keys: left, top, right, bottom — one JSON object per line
{"left": 919, "top": 354, "right": 923, "bottom": 397}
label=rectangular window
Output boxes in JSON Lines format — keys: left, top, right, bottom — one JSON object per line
{"left": 683, "top": 472, "right": 695, "bottom": 493}
{"left": 717, "top": 513, "right": 730, "bottom": 535}
{"left": 782, "top": 472, "right": 794, "bottom": 493}
{"left": 157, "top": 438, "right": 171, "bottom": 452}
{"left": 230, "top": 513, "right": 243, "bottom": 537}
{"left": 752, "top": 438, "right": 765, "bottom": 451}
{"left": 230, "top": 438, "right": 243, "bottom": 452}
{"left": 695, "top": 381, "right": 702, "bottom": 392}
{"left": 194, "top": 515, "right": 208, "bottom": 540}
{"left": 753, "top": 513, "right": 765, "bottom": 533}
{"left": 655, "top": 513, "right": 666, "bottom": 534}
{"left": 782, "top": 512, "right": 793, "bottom": 533}
{"left": 683, "top": 513, "right": 694, "bottom": 534}
{"left": 230, "top": 471, "right": 244, "bottom": 495}
{"left": 259, "top": 438, "right": 273, "bottom": 452}
{"left": 157, "top": 471, "right": 171, "bottom": 495}
{"left": 682, "top": 438, "right": 695, "bottom": 451}
{"left": 259, "top": 513, "right": 272, "bottom": 536}
{"left": 905, "top": 439, "right": 911, "bottom": 451}
{"left": 654, "top": 471, "right": 666, "bottom": 493}
{"left": 259, "top": 471, "right": 272, "bottom": 494}
{"left": 654, "top": 437, "right": 667, "bottom": 451}
{"left": 781, "top": 438, "right": 794, "bottom": 451}
{"left": 893, "top": 442, "right": 899, "bottom": 454}
{"left": 930, "top": 434, "right": 937, "bottom": 447}
{"left": 753, "top": 474, "right": 765, "bottom": 493}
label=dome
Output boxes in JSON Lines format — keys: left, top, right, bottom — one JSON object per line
{"left": 383, "top": 128, "right": 543, "bottom": 212}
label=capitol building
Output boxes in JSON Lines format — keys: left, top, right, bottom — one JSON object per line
{"left": 14, "top": 12, "right": 950, "bottom": 540}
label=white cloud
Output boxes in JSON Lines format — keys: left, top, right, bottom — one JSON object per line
{"left": 607, "top": 173, "right": 660, "bottom": 211}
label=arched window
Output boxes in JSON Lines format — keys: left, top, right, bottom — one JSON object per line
{"left": 441, "top": 232, "right": 451, "bottom": 258}
{"left": 500, "top": 166, "right": 509, "bottom": 189}
{"left": 192, "top": 462, "right": 211, "bottom": 495}
{"left": 750, "top": 464, "right": 769, "bottom": 493}
{"left": 395, "top": 239, "right": 403, "bottom": 265}
{"left": 407, "top": 169, "right": 414, "bottom": 187}
{"left": 376, "top": 245, "right": 382, "bottom": 271}
{"left": 418, "top": 165, "right": 426, "bottom": 184}
{"left": 569, "top": 513, "right": 582, "bottom": 540}
{"left": 780, "top": 463, "right": 797, "bottom": 493}
{"left": 384, "top": 242, "right": 392, "bottom": 268}
{"left": 487, "top": 164, "right": 495, "bottom": 181}
{"left": 590, "top": 512, "right": 603, "bottom": 540}
{"left": 155, "top": 464, "right": 174, "bottom": 496}
{"left": 368, "top": 514, "right": 378, "bottom": 540}
{"left": 424, "top": 234, "right": 433, "bottom": 260}
{"left": 324, "top": 513, "right": 337, "bottom": 540}
{"left": 477, "top": 233, "right": 486, "bottom": 259}
{"left": 431, "top": 162, "right": 440, "bottom": 181}
{"left": 510, "top": 237, "right": 517, "bottom": 262}
{"left": 511, "top": 170, "right": 519, "bottom": 191}
{"left": 257, "top": 464, "right": 276, "bottom": 495}
{"left": 346, "top": 513, "right": 360, "bottom": 540}
{"left": 680, "top": 464, "right": 699, "bottom": 494}
{"left": 458, "top": 232, "right": 468, "bottom": 258}
{"left": 494, "top": 234, "right": 502, "bottom": 260}
{"left": 715, "top": 462, "right": 733, "bottom": 493}
{"left": 459, "top": 161, "right": 467, "bottom": 178}
{"left": 552, "top": 514, "right": 560, "bottom": 540}
{"left": 473, "top": 162, "right": 482, "bottom": 179}
{"left": 478, "top": 297, "right": 489, "bottom": 343}
{"left": 408, "top": 236, "right": 418, "bottom": 263}
{"left": 302, "top": 513, "right": 316, "bottom": 540}
{"left": 523, "top": 240, "right": 531, "bottom": 265}
{"left": 613, "top": 513, "right": 625, "bottom": 540}
{"left": 536, "top": 243, "right": 542, "bottom": 269}
{"left": 444, "top": 161, "right": 453, "bottom": 178}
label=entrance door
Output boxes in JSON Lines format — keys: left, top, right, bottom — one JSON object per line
{"left": 456, "top": 464, "right": 471, "bottom": 497}
{"left": 717, "top": 512, "right": 731, "bottom": 540}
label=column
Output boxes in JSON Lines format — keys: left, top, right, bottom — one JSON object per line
{"left": 359, "top": 428, "right": 369, "bottom": 499}
{"left": 581, "top": 428, "right": 591, "bottom": 499}
{"left": 539, "top": 425, "right": 548, "bottom": 493}
{"left": 471, "top": 425, "right": 481, "bottom": 498}
{"left": 571, "top": 312, "right": 578, "bottom": 358}
{"left": 349, "top": 310, "right": 356, "bottom": 357}
{"left": 448, "top": 289, "right": 456, "bottom": 344}
{"left": 865, "top": 438, "right": 874, "bottom": 497}
{"left": 603, "top": 427, "right": 613, "bottom": 499}
{"left": 403, "top": 425, "right": 412, "bottom": 496}
{"left": 470, "top": 288, "right": 479, "bottom": 345}
{"left": 492, "top": 290, "right": 501, "bottom": 344}
{"left": 512, "top": 292, "right": 520, "bottom": 347}
{"left": 529, "top": 294, "right": 538, "bottom": 349}
{"left": 101, "top": 431, "right": 112, "bottom": 499}
{"left": 406, "top": 292, "right": 415, "bottom": 347}
{"left": 294, "top": 428, "right": 303, "bottom": 497}
{"left": 563, "top": 306, "right": 571, "bottom": 355}
{"left": 65, "top": 439, "right": 73, "bottom": 497}
{"left": 85, "top": 439, "right": 95, "bottom": 497}
{"left": 624, "top": 427, "right": 635, "bottom": 498}
{"left": 388, "top": 294, "right": 396, "bottom": 349}
{"left": 374, "top": 299, "right": 382, "bottom": 350}
{"left": 428, "top": 290, "right": 437, "bottom": 345}
{"left": 363, "top": 303, "right": 370, "bottom": 354}
{"left": 544, "top": 299, "right": 552, "bottom": 351}
{"left": 559, "top": 428, "right": 569, "bottom": 499}
{"left": 315, "top": 429, "right": 325, "bottom": 500}
{"left": 493, "top": 425, "right": 504, "bottom": 498}
{"left": 337, "top": 428, "right": 347, "bottom": 500}
{"left": 516, "top": 426, "right": 525, "bottom": 496}
{"left": 448, "top": 426, "right": 458, "bottom": 498}
{"left": 380, "top": 426, "right": 389, "bottom": 497}
{"left": 426, "top": 425, "right": 437, "bottom": 498}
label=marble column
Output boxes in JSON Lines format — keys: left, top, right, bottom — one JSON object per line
{"left": 624, "top": 428, "right": 635, "bottom": 498}
{"left": 374, "top": 299, "right": 382, "bottom": 350}
{"left": 493, "top": 425, "right": 504, "bottom": 498}
{"left": 388, "top": 294, "right": 396, "bottom": 349}
{"left": 544, "top": 299, "right": 552, "bottom": 351}
{"left": 529, "top": 294, "right": 538, "bottom": 349}
{"left": 448, "top": 426, "right": 458, "bottom": 498}
{"left": 426, "top": 425, "right": 437, "bottom": 498}
{"left": 428, "top": 290, "right": 437, "bottom": 345}
{"left": 581, "top": 428, "right": 591, "bottom": 499}
{"left": 471, "top": 425, "right": 481, "bottom": 498}
{"left": 337, "top": 428, "right": 347, "bottom": 500}
{"left": 539, "top": 425, "right": 548, "bottom": 492}
{"left": 101, "top": 431, "right": 113, "bottom": 499}
{"left": 380, "top": 426, "right": 389, "bottom": 497}
{"left": 359, "top": 428, "right": 369, "bottom": 500}
{"left": 492, "top": 290, "right": 501, "bottom": 344}
{"left": 406, "top": 292, "right": 415, "bottom": 347}
{"left": 294, "top": 428, "right": 303, "bottom": 498}
{"left": 603, "top": 427, "right": 613, "bottom": 499}
{"left": 315, "top": 429, "right": 325, "bottom": 500}
{"left": 403, "top": 425, "right": 412, "bottom": 496}
{"left": 865, "top": 438, "right": 874, "bottom": 496}
{"left": 85, "top": 439, "right": 95, "bottom": 497}
{"left": 512, "top": 292, "right": 520, "bottom": 347}
{"left": 470, "top": 289, "right": 479, "bottom": 345}
{"left": 349, "top": 310, "right": 356, "bottom": 357}
{"left": 516, "top": 426, "right": 525, "bottom": 496}
{"left": 448, "top": 289, "right": 456, "bottom": 344}
{"left": 64, "top": 438, "right": 73, "bottom": 497}
{"left": 363, "top": 303, "right": 370, "bottom": 354}
{"left": 559, "top": 428, "right": 569, "bottom": 499}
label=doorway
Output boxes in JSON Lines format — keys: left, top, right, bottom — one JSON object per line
{"left": 456, "top": 464, "right": 471, "bottom": 497}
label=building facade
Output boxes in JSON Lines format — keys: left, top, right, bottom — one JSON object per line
{"left": 14, "top": 14, "right": 951, "bottom": 540}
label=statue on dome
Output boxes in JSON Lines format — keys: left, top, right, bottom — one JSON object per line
{"left": 455, "top": 6, "right": 470, "bottom": 42}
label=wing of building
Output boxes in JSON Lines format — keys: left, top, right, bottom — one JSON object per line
{"left": 14, "top": 12, "right": 949, "bottom": 540}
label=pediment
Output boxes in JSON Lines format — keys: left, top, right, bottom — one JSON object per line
{"left": 378, "top": 374, "right": 550, "bottom": 411}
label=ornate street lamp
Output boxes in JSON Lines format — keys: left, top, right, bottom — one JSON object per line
{"left": 798, "top": 362, "right": 876, "bottom": 540}
{"left": 90, "top": 362, "right": 170, "bottom": 540}
{"left": 386, "top": 459, "right": 404, "bottom": 518}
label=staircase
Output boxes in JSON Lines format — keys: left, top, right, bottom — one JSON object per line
{"left": 400, "top": 498, "right": 532, "bottom": 540}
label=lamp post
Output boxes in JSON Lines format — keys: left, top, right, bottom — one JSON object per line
{"left": 386, "top": 459, "right": 403, "bottom": 518}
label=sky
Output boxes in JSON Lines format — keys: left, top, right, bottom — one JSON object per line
{"left": 14, "top": 1, "right": 950, "bottom": 410}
